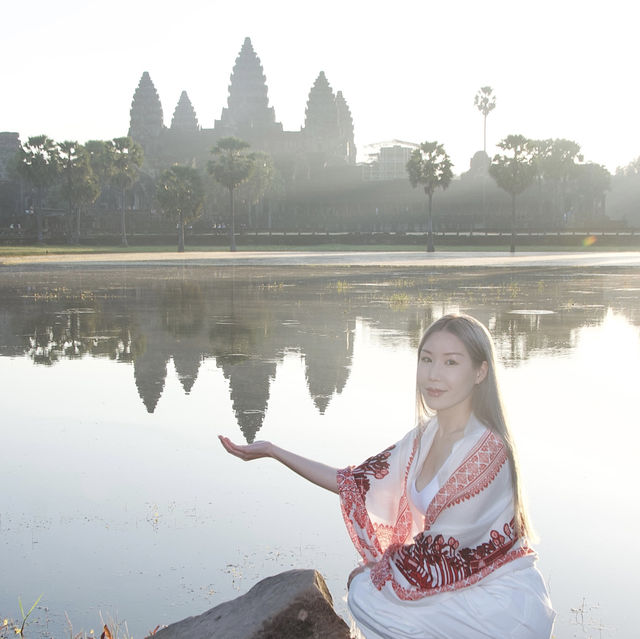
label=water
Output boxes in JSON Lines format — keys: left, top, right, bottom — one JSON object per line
{"left": 1, "top": 264, "right": 638, "bottom": 639}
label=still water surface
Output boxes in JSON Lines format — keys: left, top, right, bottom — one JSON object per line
{"left": 1, "top": 264, "right": 639, "bottom": 638}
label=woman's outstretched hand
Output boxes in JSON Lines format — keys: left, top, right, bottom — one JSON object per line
{"left": 218, "top": 435, "right": 273, "bottom": 461}
{"left": 219, "top": 435, "right": 339, "bottom": 493}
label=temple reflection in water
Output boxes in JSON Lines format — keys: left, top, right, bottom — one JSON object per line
{"left": 1, "top": 265, "right": 638, "bottom": 442}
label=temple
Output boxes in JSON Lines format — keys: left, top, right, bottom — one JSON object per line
{"left": 170, "top": 91, "right": 199, "bottom": 133}
{"left": 128, "top": 71, "right": 164, "bottom": 161}
{"left": 128, "top": 37, "right": 357, "bottom": 176}
{"left": 215, "top": 38, "right": 282, "bottom": 139}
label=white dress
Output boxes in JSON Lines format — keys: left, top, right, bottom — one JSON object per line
{"left": 338, "top": 415, "right": 555, "bottom": 639}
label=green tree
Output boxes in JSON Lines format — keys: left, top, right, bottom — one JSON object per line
{"left": 85, "top": 139, "right": 116, "bottom": 198}
{"left": 474, "top": 87, "right": 496, "bottom": 154}
{"left": 618, "top": 156, "right": 640, "bottom": 177}
{"left": 489, "top": 134, "right": 535, "bottom": 252}
{"left": 406, "top": 141, "right": 453, "bottom": 252}
{"left": 58, "top": 141, "right": 99, "bottom": 242}
{"left": 156, "top": 165, "right": 204, "bottom": 252}
{"left": 573, "top": 163, "right": 611, "bottom": 224}
{"left": 541, "top": 138, "right": 583, "bottom": 225}
{"left": 239, "top": 151, "right": 275, "bottom": 229}
{"left": 208, "top": 137, "right": 255, "bottom": 251}
{"left": 111, "top": 137, "right": 143, "bottom": 246}
{"left": 16, "top": 135, "right": 60, "bottom": 242}
{"left": 84, "top": 140, "right": 116, "bottom": 232}
{"left": 526, "top": 138, "right": 553, "bottom": 221}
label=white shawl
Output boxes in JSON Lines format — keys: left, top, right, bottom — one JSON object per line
{"left": 338, "top": 414, "right": 534, "bottom": 600}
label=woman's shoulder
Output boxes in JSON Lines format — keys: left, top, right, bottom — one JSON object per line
{"left": 469, "top": 414, "right": 505, "bottom": 445}
{"left": 458, "top": 416, "right": 507, "bottom": 469}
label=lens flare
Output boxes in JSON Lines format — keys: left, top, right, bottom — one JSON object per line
{"left": 582, "top": 235, "right": 597, "bottom": 247}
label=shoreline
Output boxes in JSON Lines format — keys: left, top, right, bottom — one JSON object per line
{"left": 3, "top": 249, "right": 640, "bottom": 269}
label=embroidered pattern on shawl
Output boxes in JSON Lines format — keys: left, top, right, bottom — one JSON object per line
{"left": 378, "top": 437, "right": 419, "bottom": 548}
{"left": 352, "top": 445, "right": 394, "bottom": 494}
{"left": 338, "top": 436, "right": 420, "bottom": 560}
{"left": 370, "top": 521, "right": 532, "bottom": 599}
{"left": 338, "top": 446, "right": 394, "bottom": 558}
{"left": 339, "top": 422, "right": 534, "bottom": 600}
{"left": 424, "top": 430, "right": 507, "bottom": 530}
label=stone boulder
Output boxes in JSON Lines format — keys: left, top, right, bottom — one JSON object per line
{"left": 154, "top": 569, "right": 351, "bottom": 639}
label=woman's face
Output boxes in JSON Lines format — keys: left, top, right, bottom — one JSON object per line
{"left": 417, "top": 330, "right": 488, "bottom": 420}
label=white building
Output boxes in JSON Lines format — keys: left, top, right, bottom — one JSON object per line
{"left": 360, "top": 140, "right": 419, "bottom": 181}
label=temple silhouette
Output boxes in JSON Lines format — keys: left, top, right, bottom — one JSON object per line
{"left": 128, "top": 37, "right": 356, "bottom": 176}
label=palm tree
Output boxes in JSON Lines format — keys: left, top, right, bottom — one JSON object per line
{"left": 621, "top": 156, "right": 640, "bottom": 176}
{"left": 526, "top": 138, "right": 553, "bottom": 224}
{"left": 16, "top": 135, "right": 60, "bottom": 242}
{"left": 157, "top": 165, "right": 204, "bottom": 252}
{"left": 111, "top": 137, "right": 143, "bottom": 246}
{"left": 474, "top": 87, "right": 496, "bottom": 154}
{"left": 208, "top": 137, "right": 255, "bottom": 251}
{"left": 85, "top": 139, "right": 116, "bottom": 233}
{"left": 239, "top": 151, "right": 274, "bottom": 229}
{"left": 541, "top": 139, "right": 583, "bottom": 226}
{"left": 85, "top": 139, "right": 116, "bottom": 194}
{"left": 406, "top": 141, "right": 453, "bottom": 252}
{"left": 58, "top": 141, "right": 98, "bottom": 243}
{"left": 489, "top": 135, "right": 535, "bottom": 252}
{"left": 573, "top": 163, "right": 611, "bottom": 224}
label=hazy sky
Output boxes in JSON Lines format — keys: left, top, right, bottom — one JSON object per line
{"left": 3, "top": 0, "right": 637, "bottom": 174}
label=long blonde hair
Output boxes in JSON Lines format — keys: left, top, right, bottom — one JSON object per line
{"left": 415, "top": 313, "right": 534, "bottom": 541}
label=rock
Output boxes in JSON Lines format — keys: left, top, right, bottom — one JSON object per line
{"left": 154, "top": 569, "right": 351, "bottom": 639}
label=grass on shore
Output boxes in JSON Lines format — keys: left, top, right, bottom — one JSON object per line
{"left": 0, "top": 243, "right": 635, "bottom": 258}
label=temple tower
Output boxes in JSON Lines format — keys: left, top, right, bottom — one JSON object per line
{"left": 304, "top": 71, "right": 356, "bottom": 167}
{"left": 170, "top": 91, "right": 199, "bottom": 132}
{"left": 128, "top": 72, "right": 164, "bottom": 149}
{"left": 304, "top": 71, "right": 338, "bottom": 142}
{"left": 335, "top": 91, "right": 357, "bottom": 165}
{"left": 215, "top": 37, "right": 282, "bottom": 141}
{"left": 123, "top": 39, "right": 359, "bottom": 173}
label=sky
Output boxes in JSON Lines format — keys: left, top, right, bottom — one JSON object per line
{"left": 2, "top": 0, "right": 638, "bottom": 175}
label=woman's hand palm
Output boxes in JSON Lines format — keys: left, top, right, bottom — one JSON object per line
{"left": 219, "top": 435, "right": 272, "bottom": 461}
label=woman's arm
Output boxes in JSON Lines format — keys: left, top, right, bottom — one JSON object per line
{"left": 218, "top": 435, "right": 339, "bottom": 493}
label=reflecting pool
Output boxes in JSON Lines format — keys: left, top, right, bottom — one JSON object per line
{"left": 1, "top": 264, "right": 638, "bottom": 638}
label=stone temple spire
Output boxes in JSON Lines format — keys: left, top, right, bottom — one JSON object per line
{"left": 304, "top": 71, "right": 339, "bottom": 141}
{"left": 335, "top": 90, "right": 356, "bottom": 165}
{"left": 217, "top": 37, "right": 281, "bottom": 134}
{"left": 171, "top": 91, "right": 199, "bottom": 132}
{"left": 128, "top": 71, "right": 164, "bottom": 147}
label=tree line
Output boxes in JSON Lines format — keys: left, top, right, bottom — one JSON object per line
{"left": 5, "top": 84, "right": 638, "bottom": 250}
{"left": 407, "top": 134, "right": 613, "bottom": 252}
{"left": 8, "top": 130, "right": 630, "bottom": 253}
{"left": 11, "top": 135, "right": 261, "bottom": 251}
{"left": 15, "top": 135, "right": 143, "bottom": 246}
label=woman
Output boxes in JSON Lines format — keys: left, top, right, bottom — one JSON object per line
{"left": 220, "top": 313, "right": 555, "bottom": 638}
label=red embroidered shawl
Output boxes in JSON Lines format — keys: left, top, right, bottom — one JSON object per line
{"left": 337, "top": 414, "right": 534, "bottom": 600}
